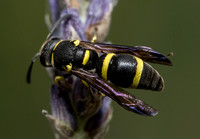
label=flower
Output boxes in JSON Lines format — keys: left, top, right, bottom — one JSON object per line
{"left": 43, "top": 0, "right": 117, "bottom": 138}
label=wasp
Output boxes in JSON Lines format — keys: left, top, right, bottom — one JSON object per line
{"left": 27, "top": 14, "right": 172, "bottom": 116}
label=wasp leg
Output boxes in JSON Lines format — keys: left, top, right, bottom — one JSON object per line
{"left": 88, "top": 85, "right": 105, "bottom": 99}
{"left": 81, "top": 80, "right": 89, "bottom": 88}
{"left": 81, "top": 78, "right": 105, "bottom": 97}
{"left": 64, "top": 63, "right": 73, "bottom": 74}
{"left": 166, "top": 52, "right": 174, "bottom": 57}
{"left": 54, "top": 76, "right": 65, "bottom": 85}
{"left": 54, "top": 75, "right": 73, "bottom": 93}
{"left": 54, "top": 63, "right": 73, "bottom": 87}
{"left": 81, "top": 79, "right": 105, "bottom": 97}
{"left": 91, "top": 35, "right": 97, "bottom": 43}
{"left": 73, "top": 40, "right": 80, "bottom": 46}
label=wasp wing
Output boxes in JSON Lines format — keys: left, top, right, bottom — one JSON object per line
{"left": 79, "top": 41, "right": 172, "bottom": 66}
{"left": 71, "top": 69, "right": 158, "bottom": 116}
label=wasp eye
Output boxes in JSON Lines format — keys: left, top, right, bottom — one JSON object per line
{"left": 39, "top": 40, "right": 59, "bottom": 67}
{"left": 40, "top": 54, "right": 47, "bottom": 66}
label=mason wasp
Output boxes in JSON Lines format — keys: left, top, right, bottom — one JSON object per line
{"left": 27, "top": 14, "right": 172, "bottom": 116}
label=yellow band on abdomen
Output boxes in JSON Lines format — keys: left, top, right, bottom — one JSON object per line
{"left": 132, "top": 56, "right": 144, "bottom": 88}
{"left": 51, "top": 40, "right": 63, "bottom": 66}
{"left": 82, "top": 50, "right": 90, "bottom": 65}
{"left": 101, "top": 53, "right": 115, "bottom": 80}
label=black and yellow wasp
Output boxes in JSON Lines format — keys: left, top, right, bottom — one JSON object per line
{"left": 27, "top": 14, "right": 172, "bottom": 116}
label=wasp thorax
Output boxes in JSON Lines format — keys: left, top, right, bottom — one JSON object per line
{"left": 42, "top": 40, "right": 98, "bottom": 71}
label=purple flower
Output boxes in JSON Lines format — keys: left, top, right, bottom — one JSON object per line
{"left": 41, "top": 0, "right": 161, "bottom": 138}
{"left": 43, "top": 0, "right": 117, "bottom": 138}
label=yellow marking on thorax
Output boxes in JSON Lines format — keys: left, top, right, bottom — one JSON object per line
{"left": 55, "top": 76, "right": 65, "bottom": 85}
{"left": 101, "top": 53, "right": 115, "bottom": 80}
{"left": 64, "top": 63, "right": 72, "bottom": 73}
{"left": 82, "top": 50, "right": 90, "bottom": 65}
{"left": 132, "top": 56, "right": 144, "bottom": 88}
{"left": 73, "top": 40, "right": 80, "bottom": 46}
{"left": 51, "top": 40, "right": 63, "bottom": 66}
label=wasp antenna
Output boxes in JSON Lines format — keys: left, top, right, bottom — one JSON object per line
{"left": 45, "top": 13, "right": 52, "bottom": 31}
{"left": 26, "top": 52, "right": 41, "bottom": 84}
{"left": 47, "top": 14, "right": 72, "bottom": 40}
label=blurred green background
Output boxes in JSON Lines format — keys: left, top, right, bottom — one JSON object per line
{"left": 1, "top": 0, "right": 200, "bottom": 138}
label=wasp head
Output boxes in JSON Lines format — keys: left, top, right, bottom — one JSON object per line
{"left": 40, "top": 39, "right": 60, "bottom": 67}
{"left": 26, "top": 39, "right": 60, "bottom": 83}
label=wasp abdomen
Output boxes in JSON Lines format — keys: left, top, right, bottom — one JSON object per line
{"left": 96, "top": 53, "right": 164, "bottom": 91}
{"left": 137, "top": 62, "right": 164, "bottom": 91}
